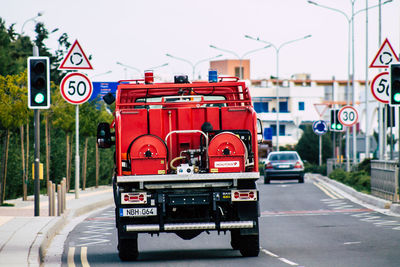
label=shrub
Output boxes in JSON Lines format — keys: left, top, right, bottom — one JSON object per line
{"left": 328, "top": 168, "right": 347, "bottom": 183}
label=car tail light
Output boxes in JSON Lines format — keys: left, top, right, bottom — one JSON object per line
{"left": 121, "top": 192, "right": 148, "bottom": 204}
{"left": 265, "top": 162, "right": 273, "bottom": 169}
{"left": 294, "top": 161, "right": 303, "bottom": 169}
{"left": 231, "top": 190, "right": 257, "bottom": 201}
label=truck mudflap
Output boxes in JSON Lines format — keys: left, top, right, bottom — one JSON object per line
{"left": 125, "top": 220, "right": 255, "bottom": 232}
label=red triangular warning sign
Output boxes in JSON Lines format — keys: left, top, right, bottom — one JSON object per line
{"left": 369, "top": 38, "right": 399, "bottom": 68}
{"left": 58, "top": 40, "right": 93, "bottom": 70}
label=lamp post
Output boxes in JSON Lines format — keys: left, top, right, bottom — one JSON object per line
{"left": 116, "top": 62, "right": 168, "bottom": 78}
{"left": 307, "top": 0, "right": 393, "bottom": 170}
{"left": 165, "top": 54, "right": 223, "bottom": 80}
{"left": 245, "top": 34, "right": 311, "bottom": 151}
{"left": 208, "top": 45, "right": 271, "bottom": 80}
{"left": 91, "top": 70, "right": 112, "bottom": 80}
{"left": 21, "top": 12, "right": 44, "bottom": 35}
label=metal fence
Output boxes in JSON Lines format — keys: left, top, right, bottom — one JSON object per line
{"left": 371, "top": 160, "right": 399, "bottom": 202}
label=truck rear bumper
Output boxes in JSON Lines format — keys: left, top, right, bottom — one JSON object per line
{"left": 125, "top": 220, "right": 255, "bottom": 232}
{"left": 117, "top": 172, "right": 260, "bottom": 183}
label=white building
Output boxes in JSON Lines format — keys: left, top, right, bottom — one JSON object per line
{"left": 249, "top": 76, "right": 375, "bottom": 149}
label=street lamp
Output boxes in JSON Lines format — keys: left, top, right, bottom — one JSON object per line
{"left": 21, "top": 12, "right": 44, "bottom": 35}
{"left": 116, "top": 61, "right": 169, "bottom": 79}
{"left": 245, "top": 34, "right": 311, "bottom": 151}
{"left": 209, "top": 45, "right": 271, "bottom": 80}
{"left": 91, "top": 70, "right": 112, "bottom": 80}
{"left": 166, "top": 54, "right": 223, "bottom": 80}
{"left": 307, "top": 0, "right": 393, "bottom": 169}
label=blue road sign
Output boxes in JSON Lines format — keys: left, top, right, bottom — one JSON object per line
{"left": 312, "top": 120, "right": 328, "bottom": 135}
{"left": 90, "top": 82, "right": 118, "bottom": 102}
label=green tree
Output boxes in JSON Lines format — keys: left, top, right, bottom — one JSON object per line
{"left": 0, "top": 72, "right": 29, "bottom": 204}
{"left": 295, "top": 125, "right": 332, "bottom": 165}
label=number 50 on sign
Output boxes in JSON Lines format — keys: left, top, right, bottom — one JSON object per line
{"left": 60, "top": 73, "right": 93, "bottom": 104}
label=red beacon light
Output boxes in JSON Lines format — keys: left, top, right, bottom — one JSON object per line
{"left": 144, "top": 70, "right": 154, "bottom": 84}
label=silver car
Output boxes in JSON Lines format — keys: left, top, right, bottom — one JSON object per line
{"left": 263, "top": 151, "right": 305, "bottom": 184}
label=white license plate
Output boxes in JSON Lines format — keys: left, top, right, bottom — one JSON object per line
{"left": 278, "top": 164, "right": 290, "bottom": 168}
{"left": 120, "top": 207, "right": 157, "bottom": 217}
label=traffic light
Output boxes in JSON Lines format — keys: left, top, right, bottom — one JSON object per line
{"left": 390, "top": 63, "right": 400, "bottom": 106}
{"left": 330, "top": 109, "right": 344, "bottom": 132}
{"left": 27, "top": 57, "right": 50, "bottom": 109}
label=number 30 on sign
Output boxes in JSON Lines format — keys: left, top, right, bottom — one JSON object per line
{"left": 338, "top": 106, "right": 358, "bottom": 127}
{"left": 60, "top": 73, "right": 93, "bottom": 104}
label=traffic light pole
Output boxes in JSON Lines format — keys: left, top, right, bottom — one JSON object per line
{"left": 33, "top": 45, "right": 40, "bottom": 216}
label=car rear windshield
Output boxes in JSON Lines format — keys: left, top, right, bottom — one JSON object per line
{"left": 269, "top": 153, "right": 298, "bottom": 161}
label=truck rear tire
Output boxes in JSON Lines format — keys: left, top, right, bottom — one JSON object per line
{"left": 239, "top": 234, "right": 260, "bottom": 257}
{"left": 230, "top": 230, "right": 240, "bottom": 250}
{"left": 118, "top": 238, "right": 139, "bottom": 261}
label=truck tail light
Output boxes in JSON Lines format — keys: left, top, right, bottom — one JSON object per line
{"left": 231, "top": 190, "right": 257, "bottom": 201}
{"left": 265, "top": 162, "right": 273, "bottom": 169}
{"left": 294, "top": 161, "right": 303, "bottom": 169}
{"left": 121, "top": 192, "right": 148, "bottom": 204}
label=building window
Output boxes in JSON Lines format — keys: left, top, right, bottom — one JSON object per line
{"left": 254, "top": 102, "right": 269, "bottom": 113}
{"left": 235, "top": 67, "right": 244, "bottom": 78}
{"left": 270, "top": 124, "right": 286, "bottom": 136}
{"left": 298, "top": 101, "right": 305, "bottom": 111}
{"left": 279, "top": 101, "right": 288, "bottom": 112}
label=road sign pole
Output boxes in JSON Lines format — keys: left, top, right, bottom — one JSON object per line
{"left": 75, "top": 104, "right": 80, "bottom": 199}
{"left": 319, "top": 135, "right": 322, "bottom": 166}
{"left": 33, "top": 45, "right": 40, "bottom": 216}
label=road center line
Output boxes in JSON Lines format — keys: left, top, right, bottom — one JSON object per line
{"left": 81, "top": 246, "right": 90, "bottom": 267}
{"left": 67, "top": 247, "right": 75, "bottom": 267}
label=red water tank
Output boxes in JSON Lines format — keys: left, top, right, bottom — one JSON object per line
{"left": 208, "top": 132, "right": 247, "bottom": 173}
{"left": 129, "top": 135, "right": 168, "bottom": 175}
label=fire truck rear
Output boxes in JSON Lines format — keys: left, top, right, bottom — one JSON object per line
{"left": 97, "top": 72, "right": 263, "bottom": 260}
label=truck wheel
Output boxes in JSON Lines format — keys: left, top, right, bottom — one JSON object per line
{"left": 298, "top": 176, "right": 304, "bottom": 183}
{"left": 118, "top": 238, "right": 139, "bottom": 261}
{"left": 230, "top": 230, "right": 240, "bottom": 250}
{"left": 239, "top": 234, "right": 260, "bottom": 257}
{"left": 264, "top": 175, "right": 270, "bottom": 184}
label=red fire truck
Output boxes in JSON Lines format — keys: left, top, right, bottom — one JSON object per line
{"left": 97, "top": 71, "right": 263, "bottom": 260}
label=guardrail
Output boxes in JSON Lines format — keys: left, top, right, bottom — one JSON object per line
{"left": 48, "top": 178, "right": 67, "bottom": 216}
{"left": 371, "top": 160, "right": 399, "bottom": 202}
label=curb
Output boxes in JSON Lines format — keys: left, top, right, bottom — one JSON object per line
{"left": 29, "top": 193, "right": 113, "bottom": 266}
{"left": 315, "top": 174, "right": 393, "bottom": 210}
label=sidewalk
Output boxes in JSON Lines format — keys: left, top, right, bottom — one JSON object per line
{"left": 313, "top": 173, "right": 400, "bottom": 216}
{"left": 0, "top": 185, "right": 113, "bottom": 267}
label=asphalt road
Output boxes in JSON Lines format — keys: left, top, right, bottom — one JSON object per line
{"left": 60, "top": 175, "right": 400, "bottom": 267}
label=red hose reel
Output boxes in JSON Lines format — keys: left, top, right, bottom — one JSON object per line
{"left": 208, "top": 132, "right": 247, "bottom": 173}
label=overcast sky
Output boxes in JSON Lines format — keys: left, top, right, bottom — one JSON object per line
{"left": 2, "top": 0, "right": 399, "bottom": 82}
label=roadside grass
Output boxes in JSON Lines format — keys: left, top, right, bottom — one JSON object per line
{"left": 0, "top": 203, "right": 15, "bottom": 207}
{"left": 328, "top": 159, "right": 371, "bottom": 194}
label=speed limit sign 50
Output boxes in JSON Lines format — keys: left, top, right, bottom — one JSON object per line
{"left": 60, "top": 73, "right": 93, "bottom": 104}
{"left": 338, "top": 106, "right": 358, "bottom": 127}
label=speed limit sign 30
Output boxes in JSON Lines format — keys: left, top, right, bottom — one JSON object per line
{"left": 338, "top": 106, "right": 358, "bottom": 127}
{"left": 60, "top": 73, "right": 93, "bottom": 104}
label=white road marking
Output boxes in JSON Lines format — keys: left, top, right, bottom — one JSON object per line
{"left": 261, "top": 247, "right": 299, "bottom": 266}
{"left": 261, "top": 248, "right": 278, "bottom": 257}
{"left": 344, "top": 241, "right": 361, "bottom": 245}
{"left": 279, "top": 257, "right": 299, "bottom": 266}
